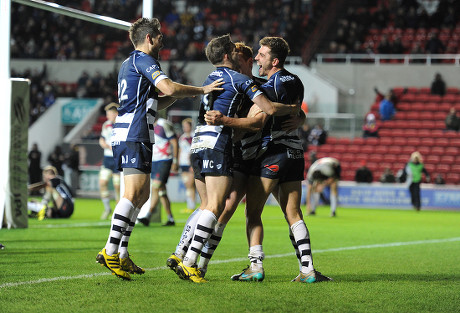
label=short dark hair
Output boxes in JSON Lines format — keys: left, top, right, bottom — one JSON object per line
{"left": 129, "top": 17, "right": 161, "bottom": 47}
{"left": 259, "top": 37, "right": 290, "bottom": 66}
{"left": 205, "top": 34, "right": 235, "bottom": 65}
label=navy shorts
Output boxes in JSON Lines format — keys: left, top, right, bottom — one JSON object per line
{"left": 180, "top": 165, "right": 192, "bottom": 173}
{"left": 102, "top": 156, "right": 119, "bottom": 172}
{"left": 151, "top": 160, "right": 173, "bottom": 183}
{"left": 233, "top": 157, "right": 255, "bottom": 177}
{"left": 51, "top": 199, "right": 74, "bottom": 218}
{"left": 112, "top": 141, "right": 153, "bottom": 173}
{"left": 191, "top": 149, "right": 233, "bottom": 179}
{"left": 251, "top": 145, "right": 305, "bottom": 183}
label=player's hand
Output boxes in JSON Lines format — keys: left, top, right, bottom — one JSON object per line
{"left": 202, "top": 78, "right": 224, "bottom": 94}
{"left": 171, "top": 163, "right": 179, "bottom": 173}
{"left": 205, "top": 110, "right": 224, "bottom": 125}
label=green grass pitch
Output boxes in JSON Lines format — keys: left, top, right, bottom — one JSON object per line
{"left": 1, "top": 198, "right": 459, "bottom": 312}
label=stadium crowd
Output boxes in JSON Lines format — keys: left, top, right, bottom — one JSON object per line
{"left": 11, "top": 0, "right": 317, "bottom": 61}
{"left": 321, "top": 0, "right": 460, "bottom": 55}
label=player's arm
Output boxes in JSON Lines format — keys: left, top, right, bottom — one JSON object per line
{"left": 28, "top": 181, "right": 47, "bottom": 192}
{"left": 98, "top": 136, "right": 110, "bottom": 150}
{"left": 252, "top": 93, "right": 300, "bottom": 116}
{"left": 157, "top": 96, "right": 177, "bottom": 110}
{"left": 170, "top": 137, "right": 179, "bottom": 172}
{"left": 205, "top": 105, "right": 269, "bottom": 132}
{"left": 155, "top": 78, "right": 223, "bottom": 98}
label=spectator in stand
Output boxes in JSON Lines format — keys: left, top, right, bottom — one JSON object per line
{"left": 425, "top": 32, "right": 445, "bottom": 55}
{"left": 47, "top": 145, "right": 65, "bottom": 176}
{"left": 379, "top": 93, "right": 396, "bottom": 121}
{"left": 404, "top": 151, "right": 430, "bottom": 211}
{"left": 28, "top": 143, "right": 42, "bottom": 185}
{"left": 391, "top": 35, "right": 405, "bottom": 54}
{"left": 362, "top": 113, "right": 379, "bottom": 138}
{"left": 355, "top": 160, "right": 373, "bottom": 183}
{"left": 377, "top": 35, "right": 392, "bottom": 54}
{"left": 445, "top": 107, "right": 460, "bottom": 131}
{"left": 63, "top": 144, "right": 80, "bottom": 194}
{"left": 434, "top": 174, "right": 445, "bottom": 185}
{"left": 430, "top": 73, "right": 446, "bottom": 96}
{"left": 308, "top": 124, "right": 327, "bottom": 146}
{"left": 374, "top": 86, "right": 407, "bottom": 111}
{"left": 380, "top": 167, "right": 396, "bottom": 183}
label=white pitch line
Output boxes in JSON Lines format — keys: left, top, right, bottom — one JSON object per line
{"left": 1, "top": 237, "right": 459, "bottom": 289}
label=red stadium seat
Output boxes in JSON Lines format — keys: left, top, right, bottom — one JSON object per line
{"left": 341, "top": 153, "right": 355, "bottom": 162}
{"left": 417, "top": 146, "right": 430, "bottom": 155}
{"left": 364, "top": 137, "right": 379, "bottom": 145}
{"left": 446, "top": 173, "right": 460, "bottom": 185}
{"left": 437, "top": 138, "right": 450, "bottom": 147}
{"left": 405, "top": 129, "right": 419, "bottom": 137}
{"left": 433, "top": 111, "right": 447, "bottom": 120}
{"left": 374, "top": 146, "right": 389, "bottom": 154}
{"left": 393, "top": 137, "right": 407, "bottom": 146}
{"left": 444, "top": 147, "right": 460, "bottom": 156}
{"left": 440, "top": 156, "right": 456, "bottom": 165}
{"left": 442, "top": 94, "right": 458, "bottom": 103}
{"left": 426, "top": 155, "right": 441, "bottom": 164}
{"left": 334, "top": 145, "right": 348, "bottom": 153}
{"left": 352, "top": 137, "right": 365, "bottom": 145}
{"left": 450, "top": 138, "right": 460, "bottom": 147}
{"left": 431, "top": 146, "right": 445, "bottom": 155}
{"left": 420, "top": 138, "right": 434, "bottom": 146}
{"left": 407, "top": 137, "right": 421, "bottom": 146}
{"left": 436, "top": 164, "right": 451, "bottom": 174}
{"left": 338, "top": 138, "right": 352, "bottom": 145}
{"left": 361, "top": 145, "right": 374, "bottom": 154}
{"left": 326, "top": 137, "right": 338, "bottom": 145}
{"left": 419, "top": 112, "right": 434, "bottom": 120}
{"left": 388, "top": 146, "right": 402, "bottom": 155}
{"left": 424, "top": 103, "right": 438, "bottom": 112}
{"left": 446, "top": 87, "right": 460, "bottom": 94}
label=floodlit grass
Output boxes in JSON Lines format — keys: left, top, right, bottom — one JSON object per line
{"left": 1, "top": 199, "right": 459, "bottom": 312}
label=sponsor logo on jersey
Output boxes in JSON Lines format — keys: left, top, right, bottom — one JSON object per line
{"left": 264, "top": 164, "right": 279, "bottom": 172}
{"left": 280, "top": 75, "right": 295, "bottom": 82}
{"left": 146, "top": 64, "right": 159, "bottom": 72}
{"left": 151, "top": 71, "right": 161, "bottom": 80}
{"left": 131, "top": 157, "right": 136, "bottom": 163}
{"left": 210, "top": 70, "right": 223, "bottom": 77}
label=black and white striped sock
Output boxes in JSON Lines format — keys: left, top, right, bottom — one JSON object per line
{"left": 291, "top": 220, "right": 314, "bottom": 273}
{"left": 198, "top": 222, "right": 226, "bottom": 269}
{"left": 175, "top": 208, "right": 202, "bottom": 259}
{"left": 105, "top": 198, "right": 134, "bottom": 256}
{"left": 289, "top": 229, "right": 302, "bottom": 271}
{"left": 119, "top": 207, "right": 140, "bottom": 259}
{"left": 183, "top": 210, "right": 217, "bottom": 267}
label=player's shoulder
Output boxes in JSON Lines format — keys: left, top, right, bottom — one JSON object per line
{"left": 132, "top": 50, "right": 162, "bottom": 72}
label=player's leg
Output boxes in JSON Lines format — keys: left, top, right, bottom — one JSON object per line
{"left": 112, "top": 173, "right": 121, "bottom": 202}
{"left": 177, "top": 175, "right": 232, "bottom": 283}
{"left": 198, "top": 170, "right": 248, "bottom": 274}
{"left": 159, "top": 185, "right": 175, "bottom": 226}
{"left": 231, "top": 175, "right": 277, "bottom": 282}
{"left": 181, "top": 168, "right": 196, "bottom": 213}
{"left": 279, "top": 181, "right": 332, "bottom": 283}
{"left": 118, "top": 206, "right": 145, "bottom": 274}
{"left": 99, "top": 167, "right": 112, "bottom": 220}
{"left": 329, "top": 180, "right": 338, "bottom": 217}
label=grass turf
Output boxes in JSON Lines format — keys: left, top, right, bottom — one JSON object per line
{"left": 1, "top": 198, "right": 459, "bottom": 312}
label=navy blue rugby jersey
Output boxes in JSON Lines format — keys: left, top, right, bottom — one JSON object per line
{"left": 191, "top": 67, "right": 263, "bottom": 153}
{"left": 236, "top": 76, "right": 267, "bottom": 161}
{"left": 113, "top": 50, "right": 168, "bottom": 143}
{"left": 259, "top": 69, "right": 304, "bottom": 151}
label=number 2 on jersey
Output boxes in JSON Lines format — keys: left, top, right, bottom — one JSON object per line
{"left": 118, "top": 79, "right": 128, "bottom": 102}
